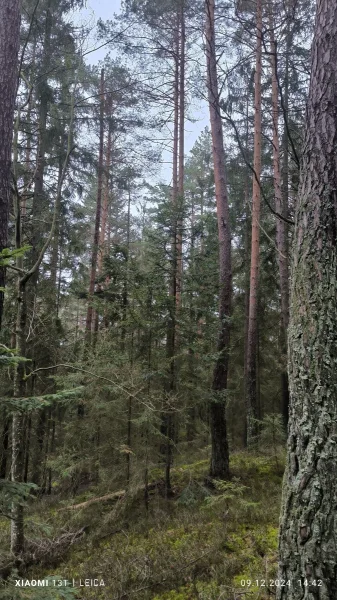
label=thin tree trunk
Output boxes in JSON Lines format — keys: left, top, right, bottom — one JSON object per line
{"left": 176, "top": 3, "right": 185, "bottom": 310}
{"left": 0, "top": 414, "right": 10, "bottom": 479}
{"left": 0, "top": 0, "right": 22, "bottom": 328}
{"left": 246, "top": 0, "right": 262, "bottom": 447}
{"left": 31, "top": 411, "right": 46, "bottom": 490}
{"left": 125, "top": 184, "right": 133, "bottom": 485}
{"left": 243, "top": 85, "right": 251, "bottom": 448}
{"left": 186, "top": 193, "right": 196, "bottom": 442}
{"left": 97, "top": 112, "right": 112, "bottom": 279}
{"left": 11, "top": 194, "right": 27, "bottom": 556}
{"left": 50, "top": 158, "right": 64, "bottom": 293}
{"left": 280, "top": 2, "right": 292, "bottom": 428}
{"left": 47, "top": 412, "right": 55, "bottom": 494}
{"left": 10, "top": 88, "right": 75, "bottom": 556}
{"left": 31, "top": 0, "right": 52, "bottom": 287}
{"left": 269, "top": 4, "right": 289, "bottom": 431}
{"left": 85, "top": 69, "right": 105, "bottom": 340}
{"left": 278, "top": 1, "right": 337, "bottom": 595}
{"left": 23, "top": 416, "right": 31, "bottom": 483}
{"left": 205, "top": 0, "right": 232, "bottom": 480}
{"left": 162, "top": 17, "right": 180, "bottom": 497}
{"left": 144, "top": 289, "right": 153, "bottom": 511}
{"left": 121, "top": 183, "right": 131, "bottom": 350}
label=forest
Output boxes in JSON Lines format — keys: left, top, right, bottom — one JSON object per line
{"left": 0, "top": 0, "right": 336, "bottom": 598}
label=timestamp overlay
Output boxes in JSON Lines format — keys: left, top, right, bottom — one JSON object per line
{"left": 240, "top": 578, "right": 324, "bottom": 592}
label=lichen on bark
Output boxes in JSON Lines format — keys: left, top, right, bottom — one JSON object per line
{"left": 277, "top": 1, "right": 337, "bottom": 598}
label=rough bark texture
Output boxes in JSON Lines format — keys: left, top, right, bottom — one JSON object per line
{"left": 205, "top": 0, "right": 232, "bottom": 479}
{"left": 246, "top": 0, "right": 262, "bottom": 447}
{"left": 277, "top": 1, "right": 337, "bottom": 597}
{"left": 85, "top": 69, "right": 105, "bottom": 339}
{"left": 0, "top": 0, "right": 22, "bottom": 327}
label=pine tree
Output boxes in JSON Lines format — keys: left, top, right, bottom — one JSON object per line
{"left": 278, "top": 1, "right": 337, "bottom": 595}
{"left": 205, "top": 0, "right": 232, "bottom": 480}
{"left": 0, "top": 0, "right": 22, "bottom": 328}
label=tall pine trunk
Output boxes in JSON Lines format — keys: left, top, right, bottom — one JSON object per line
{"left": 176, "top": 3, "right": 185, "bottom": 310}
{"left": 85, "top": 69, "right": 105, "bottom": 340}
{"left": 163, "top": 16, "right": 180, "bottom": 497}
{"left": 0, "top": 0, "right": 22, "bottom": 327}
{"left": 246, "top": 0, "right": 262, "bottom": 447}
{"left": 269, "top": 5, "right": 289, "bottom": 429}
{"left": 31, "top": 0, "right": 52, "bottom": 287}
{"left": 11, "top": 192, "right": 27, "bottom": 556}
{"left": 205, "top": 0, "right": 232, "bottom": 480}
{"left": 278, "top": 1, "right": 337, "bottom": 596}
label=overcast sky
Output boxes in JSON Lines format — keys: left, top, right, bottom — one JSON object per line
{"left": 78, "top": 0, "right": 208, "bottom": 182}
{"left": 87, "top": 0, "right": 121, "bottom": 21}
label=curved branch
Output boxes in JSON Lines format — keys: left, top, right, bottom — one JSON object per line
{"left": 221, "top": 109, "right": 294, "bottom": 225}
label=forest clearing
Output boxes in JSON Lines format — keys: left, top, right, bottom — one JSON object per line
{"left": 0, "top": 0, "right": 337, "bottom": 599}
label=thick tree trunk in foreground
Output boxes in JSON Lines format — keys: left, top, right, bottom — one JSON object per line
{"left": 0, "top": 0, "right": 22, "bottom": 327}
{"left": 278, "top": 1, "right": 337, "bottom": 597}
{"left": 205, "top": 0, "right": 232, "bottom": 479}
{"left": 246, "top": 0, "right": 262, "bottom": 447}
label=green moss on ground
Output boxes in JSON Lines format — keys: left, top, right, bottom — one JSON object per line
{"left": 0, "top": 450, "right": 284, "bottom": 600}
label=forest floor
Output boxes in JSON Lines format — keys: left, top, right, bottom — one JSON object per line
{"left": 1, "top": 448, "right": 285, "bottom": 600}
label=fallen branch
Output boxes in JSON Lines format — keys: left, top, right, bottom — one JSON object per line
{"left": 59, "top": 490, "right": 125, "bottom": 511}
{"left": 59, "top": 480, "right": 165, "bottom": 512}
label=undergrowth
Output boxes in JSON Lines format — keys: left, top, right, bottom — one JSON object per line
{"left": 0, "top": 449, "right": 285, "bottom": 600}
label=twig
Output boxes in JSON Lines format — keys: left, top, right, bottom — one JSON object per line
{"left": 221, "top": 109, "right": 294, "bottom": 226}
{"left": 25, "top": 363, "right": 143, "bottom": 399}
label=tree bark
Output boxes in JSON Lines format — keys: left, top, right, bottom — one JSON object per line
{"left": 162, "top": 12, "right": 181, "bottom": 498}
{"left": 269, "top": 5, "right": 290, "bottom": 428}
{"left": 10, "top": 87, "right": 75, "bottom": 556}
{"left": 278, "top": 1, "right": 337, "bottom": 597}
{"left": 176, "top": 3, "right": 185, "bottom": 310}
{"left": 97, "top": 108, "right": 113, "bottom": 279}
{"left": 11, "top": 281, "right": 27, "bottom": 555}
{"left": 246, "top": 0, "right": 262, "bottom": 447}
{"left": 31, "top": 0, "right": 52, "bottom": 287}
{"left": 0, "top": 0, "right": 22, "bottom": 328}
{"left": 85, "top": 69, "right": 105, "bottom": 340}
{"left": 0, "top": 413, "right": 10, "bottom": 479}
{"left": 205, "top": 0, "right": 232, "bottom": 480}
{"left": 280, "top": 0, "right": 294, "bottom": 427}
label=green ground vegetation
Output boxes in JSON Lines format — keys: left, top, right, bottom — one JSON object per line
{"left": 0, "top": 449, "right": 284, "bottom": 600}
